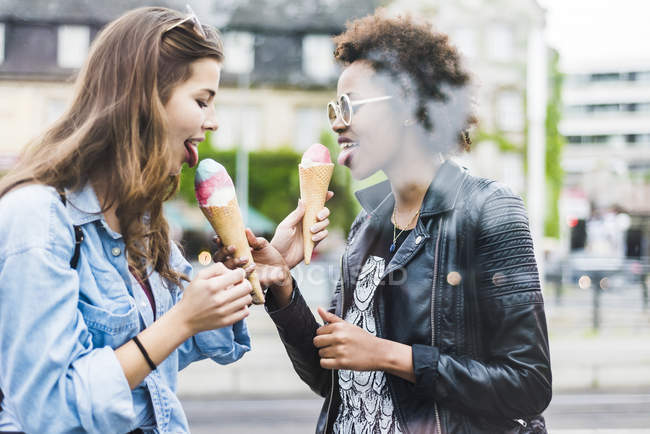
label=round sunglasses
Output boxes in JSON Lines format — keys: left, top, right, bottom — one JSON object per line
{"left": 327, "top": 94, "right": 393, "bottom": 127}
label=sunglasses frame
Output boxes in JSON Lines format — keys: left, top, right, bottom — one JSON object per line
{"left": 164, "top": 4, "right": 207, "bottom": 39}
{"left": 327, "top": 94, "right": 393, "bottom": 127}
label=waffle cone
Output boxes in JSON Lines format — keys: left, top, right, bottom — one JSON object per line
{"left": 200, "top": 198, "right": 264, "bottom": 304}
{"left": 299, "top": 163, "right": 334, "bottom": 265}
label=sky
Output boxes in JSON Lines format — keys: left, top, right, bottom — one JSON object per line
{"left": 537, "top": 0, "right": 650, "bottom": 71}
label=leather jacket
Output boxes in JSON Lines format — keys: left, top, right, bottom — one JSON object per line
{"left": 266, "top": 160, "right": 552, "bottom": 433}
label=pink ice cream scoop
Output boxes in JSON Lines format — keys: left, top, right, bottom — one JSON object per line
{"left": 301, "top": 143, "right": 332, "bottom": 166}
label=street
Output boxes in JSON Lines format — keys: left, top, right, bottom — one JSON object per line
{"left": 181, "top": 393, "right": 650, "bottom": 433}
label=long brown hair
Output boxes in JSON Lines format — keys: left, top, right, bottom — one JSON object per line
{"left": 0, "top": 7, "right": 223, "bottom": 287}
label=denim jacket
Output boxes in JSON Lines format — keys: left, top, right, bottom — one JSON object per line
{"left": 0, "top": 183, "right": 251, "bottom": 433}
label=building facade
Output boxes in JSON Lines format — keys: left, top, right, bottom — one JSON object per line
{"left": 388, "top": 0, "right": 546, "bottom": 198}
{"left": 0, "top": 0, "right": 378, "bottom": 171}
{"left": 560, "top": 59, "right": 650, "bottom": 258}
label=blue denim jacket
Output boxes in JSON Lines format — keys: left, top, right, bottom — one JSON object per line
{"left": 0, "top": 184, "right": 251, "bottom": 433}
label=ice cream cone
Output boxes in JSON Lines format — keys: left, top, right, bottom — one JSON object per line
{"left": 299, "top": 163, "right": 334, "bottom": 264}
{"left": 200, "top": 198, "right": 265, "bottom": 304}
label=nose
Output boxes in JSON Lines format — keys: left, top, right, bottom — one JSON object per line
{"left": 203, "top": 107, "right": 219, "bottom": 132}
{"left": 331, "top": 114, "right": 347, "bottom": 134}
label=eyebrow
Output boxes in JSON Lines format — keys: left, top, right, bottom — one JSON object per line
{"left": 200, "top": 88, "right": 216, "bottom": 97}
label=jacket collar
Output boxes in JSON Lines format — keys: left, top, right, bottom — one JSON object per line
{"left": 354, "top": 159, "right": 468, "bottom": 219}
{"left": 64, "top": 183, "right": 125, "bottom": 240}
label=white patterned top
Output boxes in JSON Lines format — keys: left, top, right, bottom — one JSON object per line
{"left": 332, "top": 255, "right": 403, "bottom": 434}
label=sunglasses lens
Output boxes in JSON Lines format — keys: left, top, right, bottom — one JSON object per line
{"left": 327, "top": 103, "right": 338, "bottom": 125}
{"left": 340, "top": 96, "right": 351, "bottom": 125}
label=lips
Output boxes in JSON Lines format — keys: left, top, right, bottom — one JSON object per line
{"left": 184, "top": 140, "right": 199, "bottom": 168}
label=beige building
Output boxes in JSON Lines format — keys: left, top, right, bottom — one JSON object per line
{"left": 0, "top": 0, "right": 379, "bottom": 171}
{"left": 388, "top": 0, "right": 546, "bottom": 197}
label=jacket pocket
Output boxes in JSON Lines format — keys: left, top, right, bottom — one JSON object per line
{"left": 77, "top": 299, "right": 139, "bottom": 348}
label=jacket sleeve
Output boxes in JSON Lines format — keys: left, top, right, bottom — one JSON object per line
{"left": 0, "top": 198, "right": 135, "bottom": 432}
{"left": 264, "top": 280, "right": 336, "bottom": 397}
{"left": 411, "top": 186, "right": 552, "bottom": 419}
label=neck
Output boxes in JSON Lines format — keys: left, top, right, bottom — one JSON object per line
{"left": 385, "top": 150, "right": 442, "bottom": 217}
{"left": 91, "top": 176, "right": 121, "bottom": 234}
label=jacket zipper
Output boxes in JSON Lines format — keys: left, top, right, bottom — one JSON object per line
{"left": 431, "top": 218, "right": 443, "bottom": 434}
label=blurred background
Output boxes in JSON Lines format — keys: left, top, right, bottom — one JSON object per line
{"left": 1, "top": 0, "right": 649, "bottom": 432}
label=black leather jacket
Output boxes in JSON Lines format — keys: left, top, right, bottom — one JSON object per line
{"left": 266, "top": 160, "right": 552, "bottom": 433}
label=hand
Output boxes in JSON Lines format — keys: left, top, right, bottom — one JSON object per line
{"left": 211, "top": 231, "right": 290, "bottom": 290}
{"left": 270, "top": 192, "right": 334, "bottom": 268}
{"left": 211, "top": 235, "right": 255, "bottom": 275}
{"left": 313, "top": 307, "right": 382, "bottom": 371}
{"left": 177, "top": 262, "right": 252, "bottom": 335}
{"left": 244, "top": 228, "right": 293, "bottom": 290}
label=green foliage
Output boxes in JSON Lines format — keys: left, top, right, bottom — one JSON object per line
{"left": 544, "top": 50, "right": 565, "bottom": 239}
{"left": 474, "top": 130, "right": 521, "bottom": 153}
{"left": 177, "top": 131, "right": 359, "bottom": 234}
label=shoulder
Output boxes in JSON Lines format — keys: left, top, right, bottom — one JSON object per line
{"left": 0, "top": 184, "right": 75, "bottom": 258}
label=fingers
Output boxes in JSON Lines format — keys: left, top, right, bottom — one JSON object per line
{"left": 217, "top": 281, "right": 254, "bottom": 314}
{"left": 312, "top": 229, "right": 329, "bottom": 244}
{"left": 280, "top": 199, "right": 306, "bottom": 227}
{"left": 212, "top": 243, "right": 235, "bottom": 262}
{"left": 316, "top": 207, "right": 330, "bottom": 221}
{"left": 310, "top": 218, "right": 329, "bottom": 235}
{"left": 245, "top": 228, "right": 270, "bottom": 250}
{"left": 197, "top": 262, "right": 228, "bottom": 279}
{"left": 313, "top": 333, "right": 336, "bottom": 348}
{"left": 209, "top": 268, "right": 246, "bottom": 291}
{"left": 219, "top": 305, "right": 251, "bottom": 327}
{"left": 325, "top": 191, "right": 334, "bottom": 202}
{"left": 318, "top": 306, "right": 343, "bottom": 324}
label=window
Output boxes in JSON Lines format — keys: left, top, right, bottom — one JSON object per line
{"left": 589, "top": 73, "right": 620, "bottom": 82}
{"left": 302, "top": 35, "right": 336, "bottom": 83}
{"left": 486, "top": 24, "right": 514, "bottom": 62}
{"left": 222, "top": 32, "right": 255, "bottom": 75}
{"left": 57, "top": 25, "right": 90, "bottom": 68}
{"left": 453, "top": 28, "right": 477, "bottom": 59}
{"left": 496, "top": 91, "right": 523, "bottom": 132}
{"left": 566, "top": 135, "right": 610, "bottom": 145}
{"left": 0, "top": 23, "right": 5, "bottom": 64}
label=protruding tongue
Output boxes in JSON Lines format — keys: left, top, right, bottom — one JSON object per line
{"left": 301, "top": 143, "right": 332, "bottom": 165}
{"left": 194, "top": 159, "right": 234, "bottom": 206}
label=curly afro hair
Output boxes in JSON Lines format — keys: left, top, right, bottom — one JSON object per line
{"left": 333, "top": 10, "right": 476, "bottom": 153}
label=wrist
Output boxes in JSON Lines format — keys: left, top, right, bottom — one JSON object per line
{"left": 268, "top": 270, "right": 294, "bottom": 307}
{"left": 375, "top": 338, "right": 403, "bottom": 371}
{"left": 166, "top": 302, "right": 195, "bottom": 340}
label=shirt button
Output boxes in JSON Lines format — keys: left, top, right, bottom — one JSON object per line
{"left": 111, "top": 247, "right": 122, "bottom": 256}
{"left": 415, "top": 236, "right": 423, "bottom": 245}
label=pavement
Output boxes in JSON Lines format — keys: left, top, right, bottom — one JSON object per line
{"left": 176, "top": 262, "right": 650, "bottom": 431}
{"left": 179, "top": 394, "right": 650, "bottom": 433}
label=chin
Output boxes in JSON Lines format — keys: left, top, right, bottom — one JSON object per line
{"left": 349, "top": 164, "right": 380, "bottom": 181}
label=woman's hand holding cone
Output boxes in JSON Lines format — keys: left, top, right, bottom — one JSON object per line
{"left": 270, "top": 191, "right": 334, "bottom": 268}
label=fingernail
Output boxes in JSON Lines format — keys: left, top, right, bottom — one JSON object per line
{"left": 240, "top": 257, "right": 247, "bottom": 261}
{"left": 310, "top": 226, "right": 317, "bottom": 233}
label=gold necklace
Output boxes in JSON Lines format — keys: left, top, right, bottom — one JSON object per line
{"left": 390, "top": 206, "right": 420, "bottom": 253}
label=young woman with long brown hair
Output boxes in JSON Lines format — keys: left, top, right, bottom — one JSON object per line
{"left": 0, "top": 6, "right": 330, "bottom": 433}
